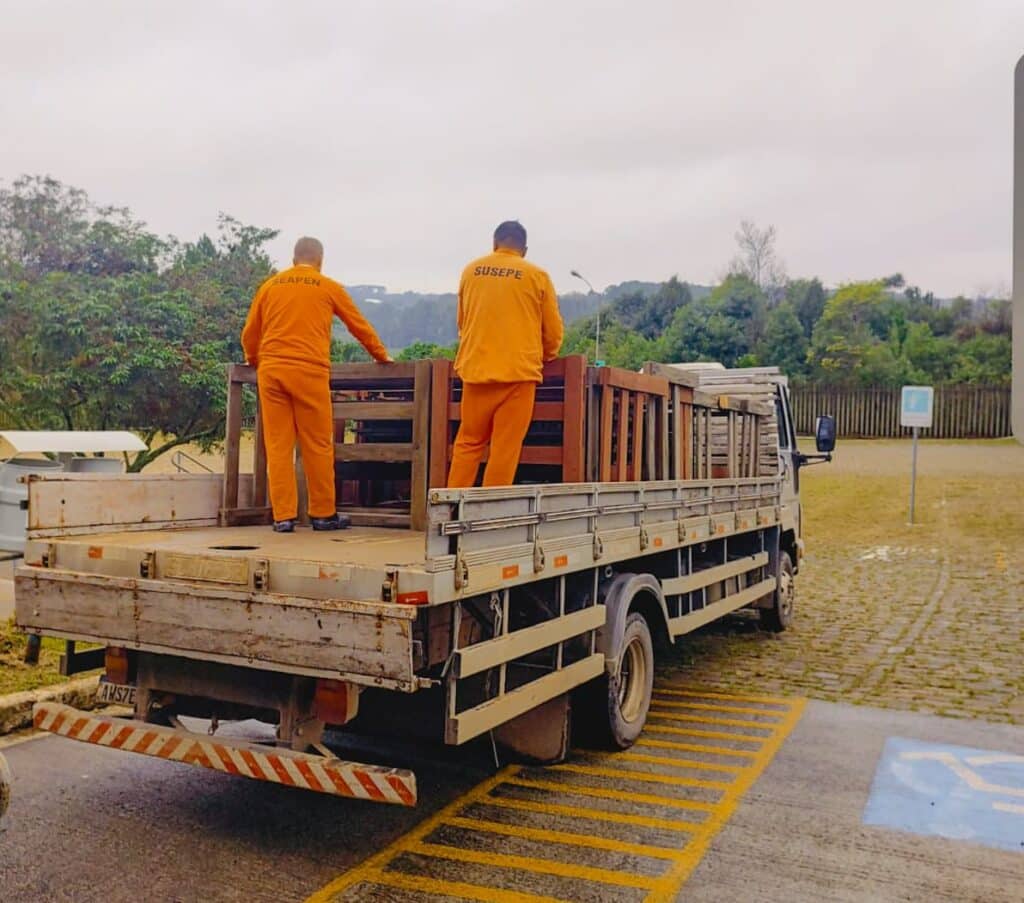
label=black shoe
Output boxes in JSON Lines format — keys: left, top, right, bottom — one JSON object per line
{"left": 272, "top": 519, "right": 297, "bottom": 533}
{"left": 311, "top": 513, "right": 351, "bottom": 531}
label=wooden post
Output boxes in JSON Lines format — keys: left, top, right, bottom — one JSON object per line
{"left": 409, "top": 359, "right": 432, "bottom": 531}
{"left": 222, "top": 365, "right": 245, "bottom": 514}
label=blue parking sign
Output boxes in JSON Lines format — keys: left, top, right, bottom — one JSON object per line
{"left": 864, "top": 737, "right": 1024, "bottom": 853}
{"left": 900, "top": 385, "right": 933, "bottom": 428}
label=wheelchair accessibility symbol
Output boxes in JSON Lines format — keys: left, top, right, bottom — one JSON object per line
{"left": 864, "top": 737, "right": 1024, "bottom": 852}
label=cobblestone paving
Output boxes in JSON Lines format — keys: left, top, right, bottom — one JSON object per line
{"left": 660, "top": 440, "right": 1024, "bottom": 724}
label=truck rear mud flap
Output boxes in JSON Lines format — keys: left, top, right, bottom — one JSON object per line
{"left": 33, "top": 702, "right": 417, "bottom": 807}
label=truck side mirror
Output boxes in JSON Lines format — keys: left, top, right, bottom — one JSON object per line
{"left": 815, "top": 415, "right": 836, "bottom": 453}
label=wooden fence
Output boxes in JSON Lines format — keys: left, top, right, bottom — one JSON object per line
{"left": 791, "top": 384, "right": 1011, "bottom": 438}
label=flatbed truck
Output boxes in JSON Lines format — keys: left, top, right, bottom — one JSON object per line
{"left": 15, "top": 358, "right": 834, "bottom": 806}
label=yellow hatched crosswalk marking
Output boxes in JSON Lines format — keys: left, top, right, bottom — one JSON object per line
{"left": 307, "top": 688, "right": 806, "bottom": 903}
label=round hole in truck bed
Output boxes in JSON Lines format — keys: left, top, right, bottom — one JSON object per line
{"left": 208, "top": 545, "right": 260, "bottom": 551}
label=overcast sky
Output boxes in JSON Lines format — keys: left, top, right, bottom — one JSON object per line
{"left": 1, "top": 1, "right": 1021, "bottom": 297}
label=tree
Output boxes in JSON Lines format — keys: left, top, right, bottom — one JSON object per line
{"left": 0, "top": 175, "right": 164, "bottom": 277}
{"left": 785, "top": 278, "right": 826, "bottom": 337}
{"left": 728, "top": 220, "right": 786, "bottom": 302}
{"left": 0, "top": 178, "right": 277, "bottom": 470}
{"left": 609, "top": 276, "right": 692, "bottom": 339}
{"left": 755, "top": 303, "right": 808, "bottom": 377}
{"left": 396, "top": 341, "right": 457, "bottom": 361}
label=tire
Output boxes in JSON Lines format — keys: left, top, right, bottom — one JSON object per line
{"left": 760, "top": 551, "right": 795, "bottom": 633}
{"left": 581, "top": 612, "right": 655, "bottom": 750}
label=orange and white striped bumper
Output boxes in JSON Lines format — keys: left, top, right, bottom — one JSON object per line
{"left": 32, "top": 702, "right": 417, "bottom": 807}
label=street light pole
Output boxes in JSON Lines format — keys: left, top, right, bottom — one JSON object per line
{"left": 570, "top": 269, "right": 602, "bottom": 365}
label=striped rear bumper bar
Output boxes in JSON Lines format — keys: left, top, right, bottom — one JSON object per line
{"left": 32, "top": 702, "right": 417, "bottom": 807}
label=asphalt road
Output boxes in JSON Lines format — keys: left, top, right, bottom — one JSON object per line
{"left": 2, "top": 697, "right": 1022, "bottom": 901}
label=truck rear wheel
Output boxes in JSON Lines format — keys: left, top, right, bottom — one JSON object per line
{"left": 760, "top": 551, "right": 794, "bottom": 632}
{"left": 584, "top": 612, "right": 655, "bottom": 750}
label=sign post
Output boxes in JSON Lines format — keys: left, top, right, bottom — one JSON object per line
{"left": 900, "top": 386, "right": 934, "bottom": 524}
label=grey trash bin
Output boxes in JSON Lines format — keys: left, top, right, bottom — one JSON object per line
{"left": 0, "top": 458, "right": 64, "bottom": 554}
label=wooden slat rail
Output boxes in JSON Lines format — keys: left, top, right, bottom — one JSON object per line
{"left": 430, "top": 355, "right": 588, "bottom": 489}
{"left": 590, "top": 367, "right": 669, "bottom": 482}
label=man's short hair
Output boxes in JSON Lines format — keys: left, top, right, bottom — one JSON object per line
{"left": 293, "top": 236, "right": 324, "bottom": 264}
{"left": 493, "top": 220, "right": 527, "bottom": 251}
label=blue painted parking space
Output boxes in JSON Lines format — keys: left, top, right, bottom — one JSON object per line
{"left": 864, "top": 736, "right": 1024, "bottom": 853}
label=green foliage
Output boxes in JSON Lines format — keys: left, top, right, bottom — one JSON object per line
{"left": 785, "top": 278, "right": 826, "bottom": 337}
{"left": 0, "top": 178, "right": 276, "bottom": 469}
{"left": 330, "top": 341, "right": 372, "bottom": 363}
{"left": 754, "top": 303, "right": 808, "bottom": 377}
{"left": 395, "top": 341, "right": 457, "bottom": 361}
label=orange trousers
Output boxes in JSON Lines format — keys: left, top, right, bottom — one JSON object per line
{"left": 447, "top": 382, "right": 536, "bottom": 488}
{"left": 257, "top": 366, "right": 336, "bottom": 521}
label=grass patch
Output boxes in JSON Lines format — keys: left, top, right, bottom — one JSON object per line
{"left": 0, "top": 618, "right": 98, "bottom": 696}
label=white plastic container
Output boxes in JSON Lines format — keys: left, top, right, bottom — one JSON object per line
{"left": 0, "top": 458, "right": 64, "bottom": 554}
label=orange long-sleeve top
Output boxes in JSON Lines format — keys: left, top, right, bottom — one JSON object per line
{"left": 454, "top": 248, "right": 564, "bottom": 384}
{"left": 241, "top": 264, "right": 389, "bottom": 369}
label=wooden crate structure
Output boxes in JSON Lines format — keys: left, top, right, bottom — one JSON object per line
{"left": 330, "top": 360, "right": 432, "bottom": 529}
{"left": 429, "top": 355, "right": 588, "bottom": 489}
{"left": 220, "top": 361, "right": 433, "bottom": 530}
{"left": 648, "top": 363, "right": 781, "bottom": 479}
{"left": 220, "top": 359, "right": 781, "bottom": 532}
{"left": 585, "top": 367, "right": 671, "bottom": 482}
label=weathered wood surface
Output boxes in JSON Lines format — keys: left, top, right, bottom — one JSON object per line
{"left": 15, "top": 568, "right": 418, "bottom": 689}
{"left": 28, "top": 473, "right": 246, "bottom": 537}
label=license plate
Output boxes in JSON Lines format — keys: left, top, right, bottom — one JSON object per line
{"left": 97, "top": 680, "right": 136, "bottom": 707}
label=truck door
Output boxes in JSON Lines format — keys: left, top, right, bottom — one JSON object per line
{"left": 774, "top": 383, "right": 801, "bottom": 537}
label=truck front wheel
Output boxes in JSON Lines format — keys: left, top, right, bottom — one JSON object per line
{"left": 582, "top": 612, "right": 655, "bottom": 750}
{"left": 760, "top": 551, "right": 795, "bottom": 632}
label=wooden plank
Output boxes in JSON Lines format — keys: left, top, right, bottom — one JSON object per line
{"left": 641, "top": 361, "right": 700, "bottom": 388}
{"left": 661, "top": 552, "right": 769, "bottom": 596}
{"left": 599, "top": 386, "right": 614, "bottom": 482}
{"left": 446, "top": 401, "right": 564, "bottom": 422}
{"left": 596, "top": 367, "right": 669, "bottom": 396}
{"left": 562, "top": 354, "right": 586, "bottom": 482}
{"left": 343, "top": 510, "right": 412, "bottom": 528}
{"left": 28, "top": 473, "right": 230, "bottom": 534}
{"left": 616, "top": 389, "right": 629, "bottom": 481}
{"left": 429, "top": 359, "right": 452, "bottom": 490}
{"left": 220, "top": 505, "right": 273, "bottom": 526}
{"left": 328, "top": 362, "right": 418, "bottom": 381}
{"left": 453, "top": 606, "right": 605, "bottom": 679}
{"left": 631, "top": 392, "right": 644, "bottom": 481}
{"left": 409, "top": 358, "right": 431, "bottom": 531}
{"left": 518, "top": 447, "right": 564, "bottom": 466}
{"left": 223, "top": 372, "right": 244, "bottom": 510}
{"left": 15, "top": 568, "right": 417, "bottom": 688}
{"left": 333, "top": 401, "right": 417, "bottom": 420}
{"left": 335, "top": 443, "right": 414, "bottom": 463}
{"left": 449, "top": 654, "right": 604, "bottom": 744}
{"left": 667, "top": 578, "right": 776, "bottom": 636}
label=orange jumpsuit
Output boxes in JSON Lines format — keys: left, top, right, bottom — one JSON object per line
{"left": 241, "top": 265, "right": 389, "bottom": 521}
{"left": 447, "top": 248, "right": 564, "bottom": 488}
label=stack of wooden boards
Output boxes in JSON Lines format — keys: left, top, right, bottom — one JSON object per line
{"left": 221, "top": 359, "right": 782, "bottom": 530}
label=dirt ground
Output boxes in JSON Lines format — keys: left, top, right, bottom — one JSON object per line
{"left": 672, "top": 439, "right": 1024, "bottom": 723}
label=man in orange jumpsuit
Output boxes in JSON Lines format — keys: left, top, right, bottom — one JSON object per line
{"left": 448, "top": 220, "right": 564, "bottom": 488}
{"left": 242, "top": 236, "right": 391, "bottom": 532}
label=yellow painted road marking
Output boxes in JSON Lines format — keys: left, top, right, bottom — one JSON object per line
{"left": 548, "top": 761, "right": 734, "bottom": 791}
{"left": 646, "top": 710, "right": 777, "bottom": 730}
{"left": 634, "top": 737, "right": 758, "bottom": 758}
{"left": 307, "top": 688, "right": 805, "bottom": 903}
{"left": 483, "top": 793, "right": 705, "bottom": 834}
{"left": 654, "top": 686, "right": 792, "bottom": 706}
{"left": 504, "top": 775, "right": 718, "bottom": 812}
{"left": 649, "top": 698, "right": 787, "bottom": 718}
{"left": 407, "top": 840, "right": 659, "bottom": 890}
{"left": 615, "top": 750, "right": 746, "bottom": 774}
{"left": 643, "top": 721, "right": 769, "bottom": 743}
{"left": 347, "top": 869, "right": 563, "bottom": 903}
{"left": 444, "top": 814, "right": 683, "bottom": 860}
